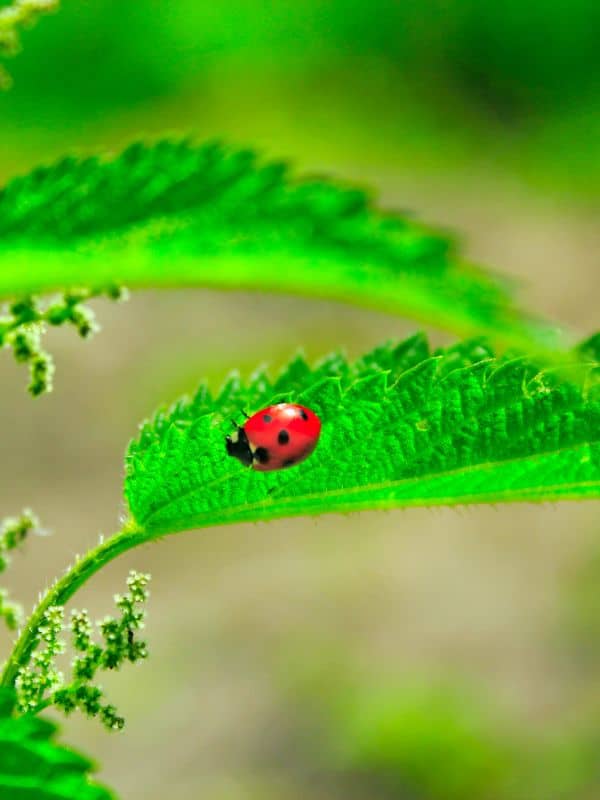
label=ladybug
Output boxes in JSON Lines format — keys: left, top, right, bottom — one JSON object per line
{"left": 225, "top": 403, "right": 321, "bottom": 472}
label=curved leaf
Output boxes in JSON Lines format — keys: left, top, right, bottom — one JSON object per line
{"left": 0, "top": 689, "right": 115, "bottom": 800}
{"left": 0, "top": 140, "right": 555, "bottom": 347}
{"left": 125, "top": 334, "right": 600, "bottom": 537}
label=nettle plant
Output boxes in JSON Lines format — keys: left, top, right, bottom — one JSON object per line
{"left": 1, "top": 10, "right": 599, "bottom": 800}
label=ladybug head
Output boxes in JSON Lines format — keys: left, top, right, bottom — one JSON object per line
{"left": 225, "top": 426, "right": 253, "bottom": 467}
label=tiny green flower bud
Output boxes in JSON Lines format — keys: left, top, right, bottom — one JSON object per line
{"left": 54, "top": 688, "right": 77, "bottom": 714}
{"left": 71, "top": 306, "right": 98, "bottom": 338}
{"left": 105, "top": 284, "right": 129, "bottom": 302}
{"left": 71, "top": 609, "right": 93, "bottom": 651}
{"left": 29, "top": 352, "right": 54, "bottom": 396}
{"left": 12, "top": 329, "right": 37, "bottom": 362}
{"left": 100, "top": 704, "right": 125, "bottom": 731}
{"left": 9, "top": 296, "right": 37, "bottom": 322}
{"left": 46, "top": 303, "right": 69, "bottom": 326}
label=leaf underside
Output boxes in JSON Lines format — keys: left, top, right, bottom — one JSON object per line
{"left": 125, "top": 334, "right": 600, "bottom": 537}
{"left": 0, "top": 689, "right": 114, "bottom": 800}
{"left": 0, "top": 140, "right": 554, "bottom": 347}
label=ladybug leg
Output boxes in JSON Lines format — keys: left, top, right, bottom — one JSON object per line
{"left": 239, "top": 407, "right": 250, "bottom": 419}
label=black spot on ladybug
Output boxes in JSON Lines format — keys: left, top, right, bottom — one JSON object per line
{"left": 278, "top": 430, "right": 290, "bottom": 445}
{"left": 299, "top": 409, "right": 308, "bottom": 421}
{"left": 254, "top": 447, "right": 270, "bottom": 464}
{"left": 283, "top": 458, "right": 296, "bottom": 467}
{"left": 263, "top": 414, "right": 272, "bottom": 423}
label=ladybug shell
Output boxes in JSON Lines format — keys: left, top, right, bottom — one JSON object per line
{"left": 243, "top": 403, "right": 321, "bottom": 472}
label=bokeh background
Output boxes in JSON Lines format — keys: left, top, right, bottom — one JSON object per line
{"left": 1, "top": 1, "right": 599, "bottom": 798}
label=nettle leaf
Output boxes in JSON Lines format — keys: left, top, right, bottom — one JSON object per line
{"left": 125, "top": 334, "right": 600, "bottom": 537}
{"left": 0, "top": 688, "right": 115, "bottom": 800}
{"left": 0, "top": 140, "right": 554, "bottom": 346}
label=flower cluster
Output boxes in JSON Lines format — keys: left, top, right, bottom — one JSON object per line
{"left": 0, "top": 0, "right": 59, "bottom": 89}
{"left": 0, "top": 509, "right": 41, "bottom": 630}
{"left": 15, "top": 570, "right": 151, "bottom": 731}
{"left": 0, "top": 286, "right": 128, "bottom": 396}
{"left": 15, "top": 605, "right": 65, "bottom": 711}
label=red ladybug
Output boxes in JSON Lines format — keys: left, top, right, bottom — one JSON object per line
{"left": 225, "top": 403, "right": 321, "bottom": 471}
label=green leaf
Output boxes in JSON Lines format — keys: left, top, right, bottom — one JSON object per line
{"left": 0, "top": 140, "right": 556, "bottom": 347}
{"left": 125, "top": 334, "right": 600, "bottom": 537}
{"left": 0, "top": 689, "right": 115, "bottom": 800}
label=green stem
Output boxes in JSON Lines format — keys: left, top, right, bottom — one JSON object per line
{"left": 0, "top": 519, "right": 145, "bottom": 690}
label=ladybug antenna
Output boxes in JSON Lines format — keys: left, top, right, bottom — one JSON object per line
{"left": 239, "top": 407, "right": 250, "bottom": 419}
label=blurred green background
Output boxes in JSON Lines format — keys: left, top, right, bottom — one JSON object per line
{"left": 0, "top": 1, "right": 599, "bottom": 798}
